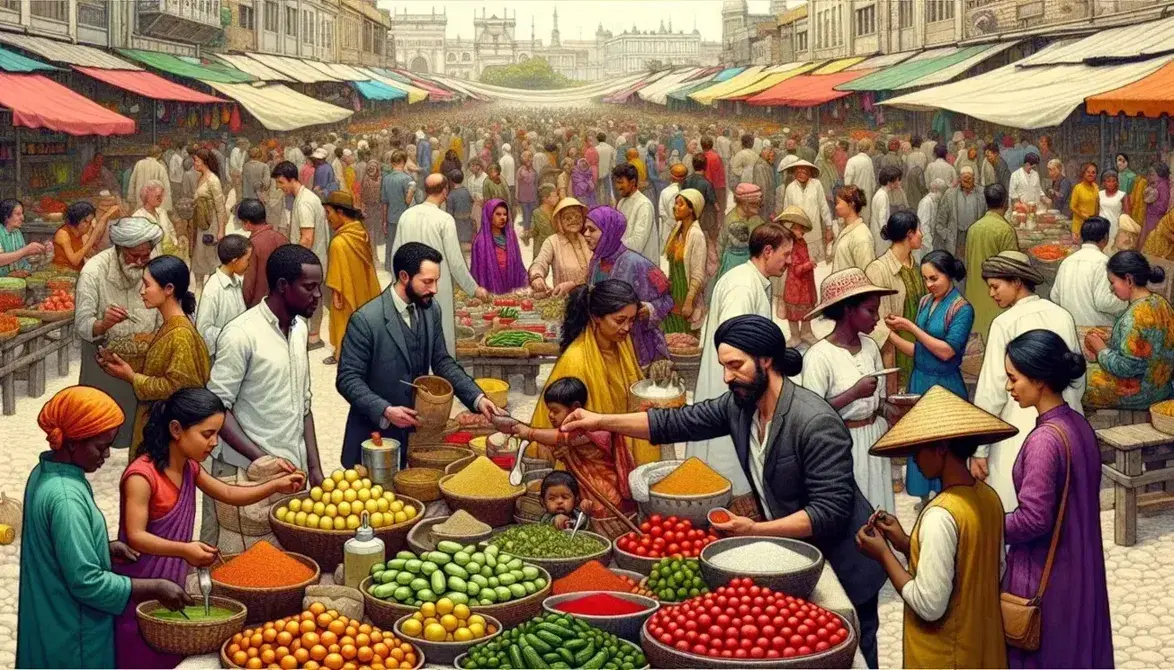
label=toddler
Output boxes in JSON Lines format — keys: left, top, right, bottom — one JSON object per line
{"left": 537, "top": 471, "right": 594, "bottom": 530}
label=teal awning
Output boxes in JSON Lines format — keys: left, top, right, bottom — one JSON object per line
{"left": 118, "top": 49, "right": 255, "bottom": 84}
{"left": 354, "top": 80, "right": 406, "bottom": 101}
{"left": 0, "top": 45, "right": 58, "bottom": 73}
{"left": 838, "top": 46, "right": 993, "bottom": 91}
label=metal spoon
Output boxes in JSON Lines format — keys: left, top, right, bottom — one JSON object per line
{"left": 568, "top": 509, "right": 588, "bottom": 539}
{"left": 197, "top": 567, "right": 212, "bottom": 616}
{"left": 507, "top": 443, "right": 526, "bottom": 487}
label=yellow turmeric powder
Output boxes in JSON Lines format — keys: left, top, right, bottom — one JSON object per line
{"left": 651, "top": 457, "right": 731, "bottom": 496}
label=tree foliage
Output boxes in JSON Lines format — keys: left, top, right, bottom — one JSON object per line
{"left": 480, "top": 57, "right": 577, "bottom": 90}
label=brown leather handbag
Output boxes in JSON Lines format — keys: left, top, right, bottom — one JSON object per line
{"left": 1000, "top": 424, "right": 1071, "bottom": 651}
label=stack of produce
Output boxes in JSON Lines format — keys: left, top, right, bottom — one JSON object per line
{"left": 275, "top": 468, "right": 417, "bottom": 530}
{"left": 212, "top": 540, "right": 315, "bottom": 588}
{"left": 483, "top": 330, "right": 542, "bottom": 349}
{"left": 645, "top": 557, "right": 708, "bottom": 602}
{"left": 646, "top": 577, "right": 849, "bottom": 660}
{"left": 367, "top": 542, "right": 547, "bottom": 607}
{"left": 0, "top": 278, "right": 25, "bottom": 312}
{"left": 433, "top": 510, "right": 492, "bottom": 537}
{"left": 399, "top": 597, "right": 498, "bottom": 643}
{"left": 442, "top": 456, "right": 524, "bottom": 498}
{"left": 665, "top": 332, "right": 700, "bottom": 354}
{"left": 651, "top": 458, "right": 730, "bottom": 496}
{"left": 457, "top": 613, "right": 646, "bottom": 670}
{"left": 488, "top": 524, "right": 606, "bottom": 559}
{"left": 553, "top": 561, "right": 639, "bottom": 596}
{"left": 223, "top": 602, "right": 419, "bottom": 670}
{"left": 0, "top": 314, "right": 17, "bottom": 338}
{"left": 615, "top": 514, "right": 720, "bottom": 559}
{"left": 37, "top": 288, "right": 73, "bottom": 312}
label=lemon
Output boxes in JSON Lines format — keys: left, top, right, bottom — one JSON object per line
{"left": 383, "top": 491, "right": 397, "bottom": 501}
{"left": 343, "top": 469, "right": 358, "bottom": 483}
{"left": 435, "top": 598, "right": 454, "bottom": 615}
{"left": 411, "top": 611, "right": 424, "bottom": 622}
{"left": 370, "top": 512, "right": 385, "bottom": 528}
{"left": 390, "top": 500, "right": 404, "bottom": 513}
{"left": 287, "top": 499, "right": 301, "bottom": 513}
{"left": 454, "top": 604, "right": 471, "bottom": 621}
{"left": 357, "top": 488, "right": 371, "bottom": 502}
{"left": 453, "top": 627, "right": 474, "bottom": 642}
{"left": 321, "top": 478, "right": 335, "bottom": 493}
{"left": 346, "top": 514, "right": 360, "bottom": 530}
{"left": 393, "top": 510, "right": 407, "bottom": 524}
{"left": 364, "top": 499, "right": 379, "bottom": 514}
{"left": 355, "top": 464, "right": 369, "bottom": 478}
{"left": 401, "top": 618, "right": 423, "bottom": 637}
{"left": 312, "top": 501, "right": 326, "bottom": 516}
{"left": 318, "top": 515, "right": 333, "bottom": 530}
{"left": 424, "top": 617, "right": 438, "bottom": 626}
{"left": 360, "top": 478, "right": 372, "bottom": 489}
{"left": 276, "top": 506, "right": 289, "bottom": 521}
{"left": 419, "top": 602, "right": 436, "bottom": 618}
{"left": 331, "top": 470, "right": 345, "bottom": 482}
{"left": 376, "top": 498, "right": 390, "bottom": 513}
{"left": 330, "top": 489, "right": 344, "bottom": 505}
{"left": 343, "top": 489, "right": 358, "bottom": 503}
{"left": 438, "top": 614, "right": 459, "bottom": 632}
{"left": 467, "top": 613, "right": 484, "bottom": 625}
{"left": 332, "top": 516, "right": 347, "bottom": 530}
{"left": 336, "top": 479, "right": 350, "bottom": 491}
{"left": 467, "top": 623, "right": 484, "bottom": 639}
{"left": 306, "top": 513, "right": 320, "bottom": 528}
{"left": 423, "top": 623, "right": 446, "bottom": 642}
{"left": 338, "top": 501, "right": 352, "bottom": 517}
{"left": 310, "top": 486, "right": 324, "bottom": 501}
{"left": 294, "top": 511, "right": 308, "bottom": 526}
{"left": 370, "top": 485, "right": 384, "bottom": 498}
{"left": 403, "top": 505, "right": 417, "bottom": 519}
{"left": 325, "top": 503, "right": 338, "bottom": 517}
{"left": 303, "top": 497, "right": 314, "bottom": 510}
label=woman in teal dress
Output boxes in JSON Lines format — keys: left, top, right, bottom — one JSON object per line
{"left": 17, "top": 386, "right": 190, "bottom": 669}
{"left": 884, "top": 250, "right": 975, "bottom": 506}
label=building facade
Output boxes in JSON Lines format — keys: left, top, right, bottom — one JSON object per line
{"left": 602, "top": 21, "right": 705, "bottom": 76}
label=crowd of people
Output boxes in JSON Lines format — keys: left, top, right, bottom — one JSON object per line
{"left": 9, "top": 103, "right": 1161, "bottom": 669}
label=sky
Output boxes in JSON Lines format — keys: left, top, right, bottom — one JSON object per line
{"left": 376, "top": 0, "right": 778, "bottom": 43}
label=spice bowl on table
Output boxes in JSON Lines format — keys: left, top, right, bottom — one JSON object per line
{"left": 641, "top": 458, "right": 734, "bottom": 527}
{"left": 438, "top": 456, "right": 526, "bottom": 528}
{"left": 542, "top": 591, "right": 660, "bottom": 642}
{"left": 136, "top": 596, "right": 247, "bottom": 656}
{"left": 486, "top": 523, "right": 613, "bottom": 579}
{"left": 210, "top": 541, "right": 321, "bottom": 624}
{"left": 698, "top": 536, "right": 825, "bottom": 600}
{"left": 430, "top": 509, "right": 494, "bottom": 545}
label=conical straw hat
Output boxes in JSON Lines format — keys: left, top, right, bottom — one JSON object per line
{"left": 869, "top": 386, "right": 1018, "bottom": 457}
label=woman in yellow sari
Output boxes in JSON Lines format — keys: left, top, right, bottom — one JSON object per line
{"left": 529, "top": 279, "right": 659, "bottom": 466}
{"left": 1070, "top": 162, "right": 1100, "bottom": 237}
{"left": 96, "top": 255, "right": 210, "bottom": 459}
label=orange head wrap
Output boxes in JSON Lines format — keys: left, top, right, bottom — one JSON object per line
{"left": 37, "top": 386, "right": 125, "bottom": 451}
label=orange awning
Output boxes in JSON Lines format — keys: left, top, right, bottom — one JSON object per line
{"left": 1085, "top": 59, "right": 1174, "bottom": 117}
{"left": 747, "top": 69, "right": 875, "bottom": 107}
{"left": 0, "top": 72, "right": 134, "bottom": 135}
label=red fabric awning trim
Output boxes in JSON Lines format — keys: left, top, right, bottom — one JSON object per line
{"left": 392, "top": 70, "right": 454, "bottom": 101}
{"left": 74, "top": 66, "right": 226, "bottom": 103}
{"left": 747, "top": 69, "right": 875, "bottom": 107}
{"left": 0, "top": 73, "right": 134, "bottom": 136}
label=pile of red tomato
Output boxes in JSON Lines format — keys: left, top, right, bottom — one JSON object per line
{"left": 615, "top": 514, "right": 720, "bottom": 559}
{"left": 645, "top": 577, "right": 849, "bottom": 660}
{"left": 39, "top": 289, "right": 74, "bottom": 312}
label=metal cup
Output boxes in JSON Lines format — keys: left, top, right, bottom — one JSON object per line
{"left": 362, "top": 438, "right": 401, "bottom": 485}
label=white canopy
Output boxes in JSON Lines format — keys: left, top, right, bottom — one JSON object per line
{"left": 202, "top": 82, "right": 353, "bottom": 130}
{"left": 638, "top": 68, "right": 701, "bottom": 104}
{"left": 432, "top": 72, "right": 646, "bottom": 104}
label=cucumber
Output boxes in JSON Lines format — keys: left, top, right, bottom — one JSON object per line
{"left": 416, "top": 588, "right": 437, "bottom": 603}
{"left": 484, "top": 552, "right": 497, "bottom": 569}
{"left": 436, "top": 540, "right": 465, "bottom": 554}
{"left": 471, "top": 552, "right": 486, "bottom": 564}
{"left": 447, "top": 575, "right": 467, "bottom": 592}
{"left": 453, "top": 551, "right": 471, "bottom": 566}
{"left": 387, "top": 559, "right": 406, "bottom": 570}
{"left": 463, "top": 544, "right": 477, "bottom": 554}
{"left": 372, "top": 562, "right": 386, "bottom": 572}
{"left": 410, "top": 577, "right": 429, "bottom": 592}
{"left": 395, "top": 572, "right": 414, "bottom": 585}
{"left": 470, "top": 574, "right": 489, "bottom": 587}
{"left": 444, "top": 563, "right": 469, "bottom": 579}
{"left": 393, "top": 585, "right": 413, "bottom": 601}
{"left": 379, "top": 571, "right": 398, "bottom": 585}
{"left": 431, "top": 569, "right": 447, "bottom": 593}
{"left": 497, "top": 572, "right": 517, "bottom": 586}
{"left": 404, "top": 559, "right": 422, "bottom": 573}
{"left": 495, "top": 563, "right": 510, "bottom": 576}
{"left": 521, "top": 566, "right": 539, "bottom": 580}
{"left": 420, "top": 561, "right": 438, "bottom": 575}
{"left": 466, "top": 561, "right": 482, "bottom": 574}
{"left": 480, "top": 587, "right": 498, "bottom": 603}
{"left": 466, "top": 581, "right": 481, "bottom": 596}
{"left": 484, "top": 545, "right": 499, "bottom": 557}
{"left": 445, "top": 591, "right": 469, "bottom": 605}
{"left": 396, "top": 550, "right": 416, "bottom": 560}
{"left": 371, "top": 583, "right": 395, "bottom": 599}
{"left": 488, "top": 576, "right": 499, "bottom": 588}
{"left": 522, "top": 581, "right": 537, "bottom": 595}
{"left": 508, "top": 583, "right": 526, "bottom": 598}
{"left": 507, "top": 558, "right": 523, "bottom": 571}
{"left": 494, "top": 585, "right": 513, "bottom": 602}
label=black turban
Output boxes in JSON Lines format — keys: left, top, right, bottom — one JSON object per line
{"left": 713, "top": 315, "right": 804, "bottom": 376}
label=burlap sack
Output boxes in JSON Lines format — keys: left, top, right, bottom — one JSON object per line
{"left": 214, "top": 456, "right": 289, "bottom": 537}
{"left": 304, "top": 585, "right": 363, "bottom": 621}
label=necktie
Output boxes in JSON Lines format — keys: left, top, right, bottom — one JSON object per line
{"left": 406, "top": 304, "right": 419, "bottom": 336}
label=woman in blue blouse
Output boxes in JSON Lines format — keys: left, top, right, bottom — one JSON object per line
{"left": 884, "top": 250, "right": 975, "bottom": 508}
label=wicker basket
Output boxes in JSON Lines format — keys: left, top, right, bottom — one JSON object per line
{"left": 496, "top": 530, "right": 612, "bottom": 579}
{"left": 137, "top": 596, "right": 247, "bottom": 656}
{"left": 268, "top": 494, "right": 424, "bottom": 572}
{"left": 667, "top": 345, "right": 702, "bottom": 358}
{"left": 394, "top": 613, "right": 503, "bottom": 665}
{"left": 590, "top": 511, "right": 640, "bottom": 541}
{"left": 524, "top": 340, "right": 560, "bottom": 357}
{"left": 412, "top": 375, "right": 454, "bottom": 433}
{"left": 210, "top": 552, "right": 319, "bottom": 624}
{"left": 478, "top": 345, "right": 531, "bottom": 358}
{"left": 1151, "top": 401, "right": 1174, "bottom": 435}
{"left": 445, "top": 454, "right": 477, "bottom": 476}
{"left": 360, "top": 575, "right": 418, "bottom": 629}
{"left": 10, "top": 307, "right": 73, "bottom": 322}
{"left": 393, "top": 467, "right": 444, "bottom": 502}
{"left": 220, "top": 634, "right": 426, "bottom": 669}
{"left": 407, "top": 445, "right": 474, "bottom": 470}
{"left": 374, "top": 569, "right": 552, "bottom": 630}
{"left": 438, "top": 474, "right": 525, "bottom": 527}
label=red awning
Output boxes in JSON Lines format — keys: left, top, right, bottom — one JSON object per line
{"left": 747, "top": 69, "right": 875, "bottom": 107}
{"left": 0, "top": 73, "right": 134, "bottom": 135}
{"left": 74, "top": 66, "right": 226, "bottom": 103}
{"left": 392, "top": 70, "right": 454, "bottom": 101}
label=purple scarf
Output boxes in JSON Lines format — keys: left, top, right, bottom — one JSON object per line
{"left": 587, "top": 206, "right": 628, "bottom": 278}
{"left": 470, "top": 198, "right": 527, "bottom": 293}
{"left": 572, "top": 160, "right": 595, "bottom": 198}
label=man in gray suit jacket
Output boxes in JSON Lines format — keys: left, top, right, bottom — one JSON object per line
{"left": 562, "top": 315, "right": 886, "bottom": 668}
{"left": 336, "top": 242, "right": 501, "bottom": 468}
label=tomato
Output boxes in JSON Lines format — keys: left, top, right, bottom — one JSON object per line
{"left": 708, "top": 648, "right": 722, "bottom": 657}
{"left": 806, "top": 634, "right": 818, "bottom": 646}
{"left": 783, "top": 647, "right": 797, "bottom": 658}
{"left": 666, "top": 515, "right": 678, "bottom": 525}
{"left": 639, "top": 522, "right": 650, "bottom": 533}
{"left": 750, "top": 647, "right": 765, "bottom": 659}
{"left": 828, "top": 633, "right": 843, "bottom": 646}
{"left": 798, "top": 645, "right": 812, "bottom": 655}
{"left": 787, "top": 616, "right": 800, "bottom": 627}
{"left": 816, "top": 627, "right": 830, "bottom": 640}
{"left": 766, "top": 649, "right": 780, "bottom": 658}
{"left": 649, "top": 514, "right": 662, "bottom": 524}
{"left": 733, "top": 649, "right": 748, "bottom": 659}
{"left": 740, "top": 624, "right": 758, "bottom": 639}
{"left": 674, "top": 640, "right": 689, "bottom": 651}
{"left": 710, "top": 638, "right": 724, "bottom": 650}
{"left": 683, "top": 619, "right": 697, "bottom": 632}
{"left": 815, "top": 641, "right": 829, "bottom": 652}
{"left": 697, "top": 632, "right": 710, "bottom": 646}
{"left": 666, "top": 543, "right": 680, "bottom": 555}
{"left": 649, "top": 525, "right": 663, "bottom": 538}
{"left": 635, "top": 546, "right": 647, "bottom": 556}
{"left": 761, "top": 625, "right": 776, "bottom": 638}
{"left": 739, "top": 638, "right": 753, "bottom": 650}
{"left": 789, "top": 634, "right": 804, "bottom": 647}
{"left": 797, "top": 625, "right": 810, "bottom": 636}
{"left": 720, "top": 649, "right": 733, "bottom": 658}
{"left": 659, "top": 633, "right": 672, "bottom": 645}
{"left": 724, "top": 626, "right": 738, "bottom": 640}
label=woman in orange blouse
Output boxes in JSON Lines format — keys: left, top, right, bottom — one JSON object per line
{"left": 53, "top": 202, "right": 117, "bottom": 271}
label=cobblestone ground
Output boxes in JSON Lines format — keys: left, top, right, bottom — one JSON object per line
{"left": 0, "top": 238, "right": 1164, "bottom": 668}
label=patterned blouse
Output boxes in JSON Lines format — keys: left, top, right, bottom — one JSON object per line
{"left": 1085, "top": 294, "right": 1174, "bottom": 410}
{"left": 129, "top": 316, "right": 212, "bottom": 455}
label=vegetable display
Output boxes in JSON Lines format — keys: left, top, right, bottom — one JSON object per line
{"left": 1029, "top": 243, "right": 1073, "bottom": 262}
{"left": 665, "top": 333, "right": 699, "bottom": 349}
{"left": 488, "top": 524, "right": 606, "bottom": 559}
{"left": 38, "top": 288, "right": 73, "bottom": 312}
{"left": 0, "top": 314, "right": 17, "bottom": 336}
{"left": 615, "top": 514, "right": 719, "bottom": 559}
{"left": 399, "top": 597, "right": 498, "bottom": 643}
{"left": 458, "top": 613, "right": 646, "bottom": 670}
{"left": 484, "top": 330, "right": 543, "bottom": 348}
{"left": 646, "top": 577, "right": 849, "bottom": 660}
{"left": 367, "top": 541, "right": 547, "bottom": 607}
{"left": 644, "top": 558, "right": 708, "bottom": 602}
{"left": 276, "top": 468, "right": 417, "bottom": 530}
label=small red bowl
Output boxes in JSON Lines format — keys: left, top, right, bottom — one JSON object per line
{"left": 490, "top": 454, "right": 516, "bottom": 470}
{"left": 497, "top": 317, "right": 516, "bottom": 325}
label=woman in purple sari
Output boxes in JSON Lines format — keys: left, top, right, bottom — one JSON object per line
{"left": 116, "top": 388, "right": 304, "bottom": 668}
{"left": 581, "top": 206, "right": 672, "bottom": 366}
{"left": 1002, "top": 330, "right": 1113, "bottom": 669}
{"left": 572, "top": 158, "right": 597, "bottom": 208}
{"left": 471, "top": 198, "right": 527, "bottom": 294}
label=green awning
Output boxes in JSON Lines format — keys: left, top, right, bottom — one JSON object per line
{"left": 839, "top": 46, "right": 990, "bottom": 92}
{"left": 118, "top": 49, "right": 255, "bottom": 84}
{"left": 0, "top": 45, "right": 58, "bottom": 73}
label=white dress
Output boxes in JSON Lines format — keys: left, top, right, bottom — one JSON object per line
{"left": 1098, "top": 189, "right": 1126, "bottom": 241}
{"left": 800, "top": 338, "right": 894, "bottom": 513}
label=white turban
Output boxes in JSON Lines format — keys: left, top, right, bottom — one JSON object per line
{"left": 959, "top": 166, "right": 975, "bottom": 176}
{"left": 109, "top": 217, "right": 163, "bottom": 248}
{"left": 930, "top": 178, "right": 948, "bottom": 194}
{"left": 502, "top": 143, "right": 511, "bottom": 152}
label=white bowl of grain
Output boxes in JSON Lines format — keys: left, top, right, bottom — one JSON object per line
{"left": 699, "top": 536, "right": 824, "bottom": 598}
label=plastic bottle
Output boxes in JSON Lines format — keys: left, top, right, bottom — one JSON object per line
{"left": 343, "top": 512, "right": 385, "bottom": 589}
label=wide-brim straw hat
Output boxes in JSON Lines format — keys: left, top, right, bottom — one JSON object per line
{"left": 982, "top": 250, "right": 1046, "bottom": 286}
{"left": 553, "top": 197, "right": 586, "bottom": 218}
{"left": 1118, "top": 214, "right": 1141, "bottom": 235}
{"left": 803, "top": 268, "right": 897, "bottom": 321}
{"left": 784, "top": 159, "right": 821, "bottom": 178}
{"left": 773, "top": 205, "right": 813, "bottom": 236}
{"left": 870, "top": 386, "right": 1018, "bottom": 457}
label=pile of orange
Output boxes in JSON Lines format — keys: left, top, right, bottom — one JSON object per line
{"left": 225, "top": 602, "right": 419, "bottom": 670}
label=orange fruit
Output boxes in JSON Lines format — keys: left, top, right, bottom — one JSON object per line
{"left": 328, "top": 620, "right": 347, "bottom": 637}
{"left": 341, "top": 644, "right": 357, "bottom": 660}
{"left": 280, "top": 655, "right": 298, "bottom": 670}
{"left": 247, "top": 647, "right": 259, "bottom": 659}
{"left": 274, "top": 646, "right": 289, "bottom": 659}
{"left": 342, "top": 664, "right": 356, "bottom": 670}
{"left": 320, "top": 631, "right": 338, "bottom": 647}
{"left": 329, "top": 644, "right": 341, "bottom": 654}
{"left": 250, "top": 633, "right": 264, "bottom": 648}
{"left": 371, "top": 643, "right": 389, "bottom": 659}
{"left": 284, "top": 620, "right": 301, "bottom": 635}
{"left": 294, "top": 648, "right": 310, "bottom": 665}
{"left": 340, "top": 636, "right": 355, "bottom": 648}
{"left": 290, "top": 639, "right": 302, "bottom": 652}
{"left": 263, "top": 628, "right": 278, "bottom": 643}
{"left": 245, "top": 658, "right": 263, "bottom": 670}
{"left": 276, "top": 631, "right": 293, "bottom": 647}
{"left": 303, "top": 611, "right": 317, "bottom": 621}
{"left": 357, "top": 647, "right": 374, "bottom": 663}
{"left": 310, "top": 602, "right": 327, "bottom": 616}
{"left": 369, "top": 631, "right": 383, "bottom": 644}
{"left": 317, "top": 613, "right": 334, "bottom": 629}
{"left": 355, "top": 633, "right": 370, "bottom": 648}
{"left": 232, "top": 651, "right": 248, "bottom": 666}
{"left": 358, "top": 624, "right": 373, "bottom": 635}
{"left": 233, "top": 633, "right": 244, "bottom": 645}
{"left": 323, "top": 652, "right": 345, "bottom": 670}
{"left": 387, "top": 647, "right": 404, "bottom": 662}
{"left": 327, "top": 609, "right": 339, "bottom": 618}
{"left": 300, "top": 619, "right": 317, "bottom": 634}
{"left": 302, "top": 632, "right": 321, "bottom": 648}
{"left": 260, "top": 649, "right": 276, "bottom": 665}
{"left": 304, "top": 662, "right": 320, "bottom": 670}
{"left": 309, "top": 644, "right": 328, "bottom": 662}
{"left": 228, "top": 644, "right": 241, "bottom": 656}
{"left": 346, "top": 626, "right": 358, "bottom": 638}
{"left": 264, "top": 621, "right": 276, "bottom": 630}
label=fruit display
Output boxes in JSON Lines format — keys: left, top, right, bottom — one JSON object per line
{"left": 0, "top": 314, "right": 18, "bottom": 337}
{"left": 1029, "top": 243, "right": 1074, "bottom": 263}
{"left": 665, "top": 332, "right": 700, "bottom": 353}
{"left": 367, "top": 542, "right": 547, "bottom": 608}
{"left": 644, "top": 557, "right": 708, "bottom": 602}
{"left": 483, "top": 330, "right": 542, "bottom": 348}
{"left": 0, "top": 278, "right": 26, "bottom": 312}
{"left": 457, "top": 613, "right": 646, "bottom": 670}
{"left": 224, "top": 602, "right": 420, "bottom": 670}
{"left": 487, "top": 524, "right": 607, "bottom": 559}
{"left": 645, "top": 578, "right": 850, "bottom": 661}
{"left": 38, "top": 288, "right": 73, "bottom": 312}
{"left": 275, "top": 467, "right": 417, "bottom": 530}
{"left": 615, "top": 514, "right": 720, "bottom": 559}
{"left": 399, "top": 598, "right": 498, "bottom": 643}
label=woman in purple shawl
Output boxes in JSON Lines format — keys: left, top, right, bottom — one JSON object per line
{"left": 582, "top": 206, "right": 672, "bottom": 366}
{"left": 572, "top": 158, "right": 597, "bottom": 208}
{"left": 1002, "top": 331, "right": 1114, "bottom": 669}
{"left": 116, "top": 389, "right": 304, "bottom": 668}
{"left": 471, "top": 199, "right": 527, "bottom": 293}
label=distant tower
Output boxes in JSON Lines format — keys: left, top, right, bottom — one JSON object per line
{"left": 531, "top": 14, "right": 535, "bottom": 47}
{"left": 551, "top": 7, "right": 560, "bottom": 46}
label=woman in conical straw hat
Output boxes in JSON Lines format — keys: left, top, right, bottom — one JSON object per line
{"left": 800, "top": 268, "right": 897, "bottom": 512}
{"left": 855, "top": 385, "right": 1012, "bottom": 670}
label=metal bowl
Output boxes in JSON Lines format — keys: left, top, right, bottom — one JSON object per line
{"left": 485, "top": 529, "right": 612, "bottom": 579}
{"left": 640, "top": 611, "right": 857, "bottom": 668}
{"left": 641, "top": 485, "right": 733, "bottom": 528}
{"left": 611, "top": 540, "right": 661, "bottom": 576}
{"left": 699, "top": 536, "right": 824, "bottom": 599}
{"left": 454, "top": 637, "right": 649, "bottom": 670}
{"left": 542, "top": 591, "right": 659, "bottom": 641}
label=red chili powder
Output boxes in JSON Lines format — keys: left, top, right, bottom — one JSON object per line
{"left": 552, "top": 560, "right": 632, "bottom": 595}
{"left": 554, "top": 593, "right": 649, "bottom": 616}
{"left": 212, "top": 540, "right": 315, "bottom": 588}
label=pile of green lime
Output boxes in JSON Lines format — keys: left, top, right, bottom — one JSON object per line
{"left": 645, "top": 557, "right": 708, "bottom": 603}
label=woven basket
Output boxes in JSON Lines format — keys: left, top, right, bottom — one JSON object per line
{"left": 499, "top": 530, "right": 612, "bottom": 579}
{"left": 393, "top": 468, "right": 443, "bottom": 502}
{"left": 524, "top": 340, "right": 560, "bottom": 357}
{"left": 370, "top": 569, "right": 551, "bottom": 630}
{"left": 438, "top": 474, "right": 526, "bottom": 527}
{"left": 394, "top": 612, "right": 503, "bottom": 665}
{"left": 590, "top": 512, "right": 640, "bottom": 542}
{"left": 412, "top": 375, "right": 454, "bottom": 433}
{"left": 268, "top": 494, "right": 424, "bottom": 572}
{"left": 478, "top": 345, "right": 531, "bottom": 359}
{"left": 136, "top": 596, "right": 247, "bottom": 656}
{"left": 407, "top": 445, "right": 474, "bottom": 470}
{"left": 360, "top": 575, "right": 417, "bottom": 629}
{"left": 668, "top": 346, "right": 702, "bottom": 359}
{"left": 445, "top": 454, "right": 477, "bottom": 476}
{"left": 1151, "top": 402, "right": 1174, "bottom": 435}
{"left": 0, "top": 329, "right": 15, "bottom": 342}
{"left": 210, "top": 552, "right": 319, "bottom": 624}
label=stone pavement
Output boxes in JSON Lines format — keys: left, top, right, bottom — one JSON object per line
{"left": 0, "top": 239, "right": 1167, "bottom": 668}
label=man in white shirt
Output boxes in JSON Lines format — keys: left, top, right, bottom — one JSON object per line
{"left": 196, "top": 234, "right": 251, "bottom": 358}
{"left": 284, "top": 140, "right": 306, "bottom": 169}
{"left": 208, "top": 242, "right": 324, "bottom": 487}
{"left": 1007, "top": 153, "right": 1043, "bottom": 205}
{"left": 392, "top": 173, "right": 489, "bottom": 354}
{"left": 923, "top": 144, "right": 957, "bottom": 192}
{"left": 273, "top": 160, "right": 330, "bottom": 349}
{"left": 466, "top": 158, "right": 488, "bottom": 215}
{"left": 781, "top": 160, "right": 834, "bottom": 263}
{"left": 730, "top": 134, "right": 759, "bottom": 186}
{"left": 659, "top": 163, "right": 686, "bottom": 248}
{"left": 916, "top": 178, "right": 948, "bottom": 261}
{"left": 973, "top": 251, "right": 1084, "bottom": 512}
{"left": 613, "top": 163, "right": 658, "bottom": 265}
{"left": 1050, "top": 216, "right": 1128, "bottom": 326}
{"left": 870, "top": 166, "right": 903, "bottom": 257}
{"left": 498, "top": 144, "right": 516, "bottom": 210}
{"left": 843, "top": 138, "right": 878, "bottom": 224}
{"left": 595, "top": 133, "right": 615, "bottom": 205}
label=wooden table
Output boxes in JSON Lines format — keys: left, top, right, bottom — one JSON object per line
{"left": 0, "top": 317, "right": 74, "bottom": 415}
{"left": 456, "top": 354, "right": 555, "bottom": 396}
{"left": 1096, "top": 422, "right": 1174, "bottom": 546}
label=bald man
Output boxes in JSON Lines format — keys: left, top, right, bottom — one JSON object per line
{"left": 391, "top": 173, "right": 488, "bottom": 353}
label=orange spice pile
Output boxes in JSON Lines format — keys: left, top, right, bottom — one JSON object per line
{"left": 212, "top": 540, "right": 315, "bottom": 588}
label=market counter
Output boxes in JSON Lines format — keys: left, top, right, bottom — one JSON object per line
{"left": 19, "top": 219, "right": 63, "bottom": 247}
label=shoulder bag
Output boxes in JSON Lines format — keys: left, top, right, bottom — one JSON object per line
{"left": 1000, "top": 423, "right": 1071, "bottom": 651}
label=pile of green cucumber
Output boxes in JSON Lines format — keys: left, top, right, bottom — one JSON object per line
{"left": 485, "top": 330, "right": 543, "bottom": 348}
{"left": 366, "top": 541, "right": 547, "bottom": 607}
{"left": 458, "top": 613, "right": 647, "bottom": 669}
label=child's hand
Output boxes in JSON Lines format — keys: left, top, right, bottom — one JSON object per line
{"left": 553, "top": 514, "right": 571, "bottom": 530}
{"left": 579, "top": 500, "right": 596, "bottom": 514}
